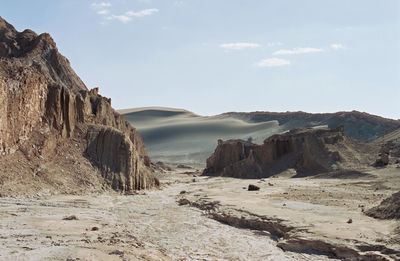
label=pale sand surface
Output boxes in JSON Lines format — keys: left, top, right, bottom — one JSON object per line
{"left": 1, "top": 165, "right": 398, "bottom": 260}
{"left": 0, "top": 169, "right": 328, "bottom": 261}
{"left": 177, "top": 165, "right": 400, "bottom": 260}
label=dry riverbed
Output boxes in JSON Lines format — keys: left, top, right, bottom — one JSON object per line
{"left": 178, "top": 166, "right": 400, "bottom": 260}
{"left": 0, "top": 169, "right": 330, "bottom": 261}
{"left": 0, "top": 165, "right": 399, "bottom": 260}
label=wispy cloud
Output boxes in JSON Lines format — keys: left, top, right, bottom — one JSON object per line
{"left": 91, "top": 2, "right": 111, "bottom": 9}
{"left": 256, "top": 58, "right": 291, "bottom": 67}
{"left": 92, "top": 2, "right": 112, "bottom": 19}
{"left": 331, "top": 43, "right": 345, "bottom": 50}
{"left": 106, "top": 9, "right": 159, "bottom": 23}
{"left": 273, "top": 47, "right": 324, "bottom": 55}
{"left": 126, "top": 8, "right": 159, "bottom": 17}
{"left": 91, "top": 1, "right": 159, "bottom": 24}
{"left": 220, "top": 42, "right": 261, "bottom": 50}
{"left": 107, "top": 15, "right": 132, "bottom": 23}
{"left": 97, "top": 9, "right": 110, "bottom": 15}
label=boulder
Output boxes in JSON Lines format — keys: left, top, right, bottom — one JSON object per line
{"left": 248, "top": 184, "right": 260, "bottom": 191}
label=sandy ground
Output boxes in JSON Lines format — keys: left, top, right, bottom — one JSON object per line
{"left": 0, "top": 169, "right": 330, "bottom": 261}
{"left": 178, "top": 165, "right": 400, "bottom": 260}
{"left": 0, "top": 165, "right": 399, "bottom": 260}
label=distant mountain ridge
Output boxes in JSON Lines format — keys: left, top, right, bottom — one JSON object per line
{"left": 220, "top": 110, "right": 400, "bottom": 142}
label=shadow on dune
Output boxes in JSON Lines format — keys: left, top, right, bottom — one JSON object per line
{"left": 122, "top": 108, "right": 282, "bottom": 165}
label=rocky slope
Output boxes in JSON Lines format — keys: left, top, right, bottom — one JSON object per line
{"left": 0, "top": 17, "right": 158, "bottom": 195}
{"left": 203, "top": 126, "right": 375, "bottom": 178}
{"left": 372, "top": 127, "right": 400, "bottom": 160}
{"left": 366, "top": 191, "right": 400, "bottom": 220}
{"left": 222, "top": 111, "right": 400, "bottom": 142}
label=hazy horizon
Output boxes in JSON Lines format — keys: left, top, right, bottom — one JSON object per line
{"left": 3, "top": 0, "right": 399, "bottom": 119}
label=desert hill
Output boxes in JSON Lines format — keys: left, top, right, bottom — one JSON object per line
{"left": 121, "top": 107, "right": 399, "bottom": 165}
{"left": 222, "top": 111, "right": 400, "bottom": 141}
{"left": 371, "top": 127, "right": 400, "bottom": 159}
{"left": 121, "top": 107, "right": 281, "bottom": 165}
{"left": 0, "top": 17, "right": 158, "bottom": 195}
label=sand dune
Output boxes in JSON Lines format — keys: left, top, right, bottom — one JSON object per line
{"left": 121, "top": 107, "right": 283, "bottom": 165}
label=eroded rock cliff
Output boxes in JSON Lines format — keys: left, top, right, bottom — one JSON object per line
{"left": 0, "top": 17, "right": 158, "bottom": 195}
{"left": 203, "top": 126, "right": 374, "bottom": 178}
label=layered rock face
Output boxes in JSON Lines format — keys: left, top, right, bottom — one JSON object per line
{"left": 85, "top": 125, "right": 155, "bottom": 190}
{"left": 0, "top": 17, "right": 158, "bottom": 194}
{"left": 203, "top": 126, "right": 373, "bottom": 178}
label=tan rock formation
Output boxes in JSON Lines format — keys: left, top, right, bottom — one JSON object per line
{"left": 86, "top": 125, "right": 158, "bottom": 190}
{"left": 0, "top": 17, "right": 158, "bottom": 194}
{"left": 203, "top": 126, "right": 374, "bottom": 178}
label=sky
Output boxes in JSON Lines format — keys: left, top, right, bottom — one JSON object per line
{"left": 2, "top": 0, "right": 400, "bottom": 119}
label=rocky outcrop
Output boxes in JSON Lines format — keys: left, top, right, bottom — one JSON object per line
{"left": 86, "top": 125, "right": 158, "bottom": 191}
{"left": 0, "top": 16, "right": 157, "bottom": 194}
{"left": 371, "top": 127, "right": 400, "bottom": 165}
{"left": 204, "top": 139, "right": 256, "bottom": 176}
{"left": 374, "top": 146, "right": 390, "bottom": 167}
{"left": 203, "top": 126, "right": 373, "bottom": 178}
{"left": 365, "top": 191, "right": 400, "bottom": 220}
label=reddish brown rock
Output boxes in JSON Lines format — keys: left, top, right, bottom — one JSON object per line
{"left": 0, "top": 16, "right": 158, "bottom": 194}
